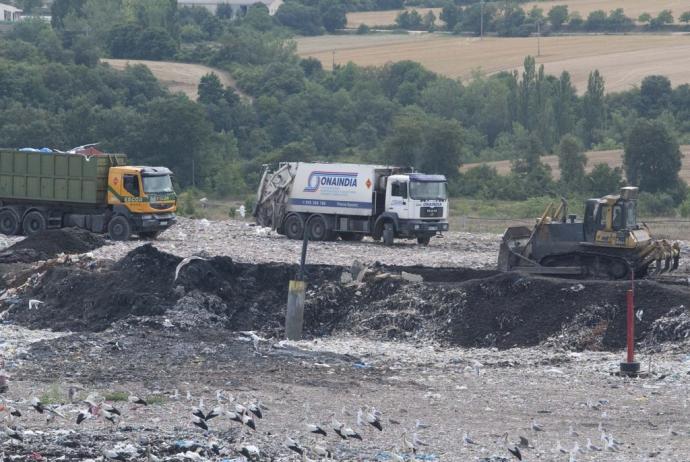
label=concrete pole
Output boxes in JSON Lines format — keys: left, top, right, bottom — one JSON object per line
{"left": 286, "top": 280, "right": 306, "bottom": 340}
{"left": 286, "top": 227, "right": 309, "bottom": 340}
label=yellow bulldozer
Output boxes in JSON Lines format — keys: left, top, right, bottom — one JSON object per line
{"left": 498, "top": 187, "right": 680, "bottom": 279}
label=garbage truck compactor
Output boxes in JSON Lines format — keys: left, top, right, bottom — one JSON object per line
{"left": 254, "top": 162, "right": 449, "bottom": 245}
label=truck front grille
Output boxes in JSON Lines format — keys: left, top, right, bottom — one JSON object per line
{"left": 420, "top": 207, "right": 443, "bottom": 218}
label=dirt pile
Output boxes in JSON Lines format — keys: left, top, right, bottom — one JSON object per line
{"left": 0, "top": 228, "right": 106, "bottom": 263}
{"left": 5, "top": 244, "right": 690, "bottom": 350}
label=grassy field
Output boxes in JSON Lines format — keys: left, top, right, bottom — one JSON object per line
{"left": 461, "top": 145, "right": 690, "bottom": 182}
{"left": 296, "top": 34, "right": 690, "bottom": 93}
{"left": 102, "top": 59, "right": 246, "bottom": 101}
{"left": 346, "top": 1, "right": 689, "bottom": 28}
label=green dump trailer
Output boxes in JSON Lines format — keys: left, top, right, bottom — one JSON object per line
{"left": 0, "top": 149, "right": 177, "bottom": 240}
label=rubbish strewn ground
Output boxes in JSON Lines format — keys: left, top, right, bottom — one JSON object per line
{"left": 0, "top": 220, "right": 689, "bottom": 461}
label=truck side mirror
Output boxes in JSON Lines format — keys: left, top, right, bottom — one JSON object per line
{"left": 401, "top": 182, "right": 408, "bottom": 199}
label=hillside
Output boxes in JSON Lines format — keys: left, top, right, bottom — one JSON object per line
{"left": 102, "top": 59, "right": 246, "bottom": 101}
{"left": 296, "top": 34, "right": 690, "bottom": 94}
{"left": 461, "top": 145, "right": 690, "bottom": 182}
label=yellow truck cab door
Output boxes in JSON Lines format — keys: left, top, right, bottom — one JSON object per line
{"left": 108, "top": 168, "right": 146, "bottom": 212}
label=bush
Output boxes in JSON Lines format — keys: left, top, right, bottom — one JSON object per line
{"left": 357, "top": 24, "right": 370, "bottom": 34}
{"left": 638, "top": 192, "right": 676, "bottom": 217}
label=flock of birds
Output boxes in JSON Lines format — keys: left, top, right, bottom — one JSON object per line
{"left": 0, "top": 384, "right": 655, "bottom": 462}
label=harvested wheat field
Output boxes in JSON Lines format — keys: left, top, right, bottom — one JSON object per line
{"left": 297, "top": 34, "right": 690, "bottom": 93}
{"left": 461, "top": 145, "right": 690, "bottom": 182}
{"left": 102, "top": 59, "right": 246, "bottom": 101}
{"left": 346, "top": 7, "right": 441, "bottom": 28}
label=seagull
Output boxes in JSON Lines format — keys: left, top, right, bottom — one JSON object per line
{"left": 401, "top": 430, "right": 417, "bottom": 454}
{"left": 307, "top": 423, "right": 327, "bottom": 437}
{"left": 362, "top": 407, "right": 383, "bottom": 431}
{"left": 174, "top": 256, "right": 206, "bottom": 282}
{"left": 103, "top": 410, "right": 119, "bottom": 425}
{"left": 331, "top": 414, "right": 347, "bottom": 439}
{"left": 128, "top": 395, "right": 147, "bottom": 406}
{"left": 239, "top": 443, "right": 260, "bottom": 459}
{"left": 186, "top": 391, "right": 192, "bottom": 401}
{"left": 241, "top": 410, "right": 256, "bottom": 430}
{"left": 30, "top": 397, "right": 45, "bottom": 414}
{"left": 76, "top": 409, "right": 90, "bottom": 425}
{"left": 568, "top": 425, "right": 579, "bottom": 437}
{"left": 6, "top": 406, "right": 21, "bottom": 418}
{"left": 519, "top": 436, "right": 530, "bottom": 448}
{"left": 248, "top": 401, "right": 263, "bottom": 419}
{"left": 205, "top": 406, "right": 223, "bottom": 421}
{"left": 531, "top": 418, "right": 543, "bottom": 432}
{"left": 415, "top": 419, "right": 429, "bottom": 429}
{"left": 28, "top": 299, "right": 44, "bottom": 310}
{"left": 586, "top": 438, "right": 602, "bottom": 451}
{"left": 284, "top": 436, "right": 304, "bottom": 455}
{"left": 636, "top": 309, "right": 643, "bottom": 321}
{"left": 311, "top": 445, "right": 332, "bottom": 458}
{"left": 192, "top": 399, "right": 206, "bottom": 420}
{"left": 412, "top": 432, "right": 427, "bottom": 447}
{"left": 507, "top": 445, "right": 522, "bottom": 460}
{"left": 463, "top": 431, "right": 478, "bottom": 446}
{"left": 604, "top": 436, "right": 620, "bottom": 452}
{"left": 2, "top": 425, "right": 22, "bottom": 442}
{"left": 226, "top": 410, "right": 242, "bottom": 424}
{"left": 342, "top": 424, "right": 362, "bottom": 440}
{"left": 103, "top": 449, "right": 127, "bottom": 461}
{"left": 192, "top": 415, "right": 208, "bottom": 431}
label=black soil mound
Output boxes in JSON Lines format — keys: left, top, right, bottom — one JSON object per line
{"left": 0, "top": 228, "right": 106, "bottom": 263}
{"left": 7, "top": 244, "right": 690, "bottom": 350}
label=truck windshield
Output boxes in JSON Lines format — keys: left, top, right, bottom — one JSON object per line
{"left": 143, "top": 175, "right": 173, "bottom": 193}
{"left": 409, "top": 181, "right": 447, "bottom": 200}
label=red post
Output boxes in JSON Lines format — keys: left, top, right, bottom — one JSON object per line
{"left": 626, "top": 289, "right": 635, "bottom": 363}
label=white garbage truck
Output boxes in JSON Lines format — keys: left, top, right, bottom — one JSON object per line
{"left": 254, "top": 162, "right": 449, "bottom": 245}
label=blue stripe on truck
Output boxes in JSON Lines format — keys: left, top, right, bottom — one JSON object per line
{"left": 289, "top": 198, "right": 372, "bottom": 209}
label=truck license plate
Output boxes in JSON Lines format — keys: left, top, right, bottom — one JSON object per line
{"left": 428, "top": 225, "right": 437, "bottom": 230}
{"left": 160, "top": 221, "right": 168, "bottom": 226}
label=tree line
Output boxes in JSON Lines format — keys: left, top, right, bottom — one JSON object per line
{"left": 1, "top": 1, "right": 689, "bottom": 215}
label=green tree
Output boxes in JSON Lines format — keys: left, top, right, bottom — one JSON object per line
{"left": 651, "top": 9, "right": 674, "bottom": 29}
{"left": 680, "top": 11, "right": 690, "bottom": 23}
{"left": 638, "top": 12, "right": 652, "bottom": 25}
{"left": 568, "top": 11, "right": 583, "bottom": 29}
{"left": 423, "top": 10, "right": 437, "bottom": 32}
{"left": 638, "top": 75, "right": 672, "bottom": 118}
{"left": 586, "top": 164, "right": 623, "bottom": 196}
{"left": 51, "top": 0, "right": 86, "bottom": 30}
{"left": 547, "top": 5, "right": 568, "bottom": 30}
{"left": 440, "top": 2, "right": 460, "bottom": 30}
{"left": 198, "top": 73, "right": 225, "bottom": 105}
{"left": 606, "top": 8, "right": 633, "bottom": 31}
{"left": 276, "top": 2, "right": 323, "bottom": 35}
{"left": 320, "top": 0, "right": 347, "bottom": 33}
{"left": 624, "top": 119, "right": 682, "bottom": 196}
{"left": 584, "top": 9, "right": 607, "bottom": 31}
{"left": 581, "top": 70, "right": 605, "bottom": 147}
{"left": 557, "top": 134, "right": 586, "bottom": 191}
{"left": 243, "top": 4, "right": 274, "bottom": 31}
{"left": 17, "top": 0, "right": 43, "bottom": 14}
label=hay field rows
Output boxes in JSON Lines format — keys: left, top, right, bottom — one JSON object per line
{"left": 296, "top": 34, "right": 690, "bottom": 93}
{"left": 102, "top": 59, "right": 244, "bottom": 101}
{"left": 461, "top": 146, "right": 690, "bottom": 182}
{"left": 346, "top": 1, "right": 689, "bottom": 28}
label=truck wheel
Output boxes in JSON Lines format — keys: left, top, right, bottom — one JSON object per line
{"left": 0, "top": 209, "right": 20, "bottom": 236}
{"left": 22, "top": 211, "right": 46, "bottom": 236}
{"left": 108, "top": 216, "right": 131, "bottom": 241}
{"left": 417, "top": 235, "right": 431, "bottom": 245}
{"left": 307, "top": 216, "right": 328, "bottom": 241}
{"left": 383, "top": 223, "right": 394, "bottom": 246}
{"left": 284, "top": 214, "right": 304, "bottom": 240}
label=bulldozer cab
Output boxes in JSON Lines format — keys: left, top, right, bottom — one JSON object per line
{"left": 584, "top": 187, "right": 640, "bottom": 247}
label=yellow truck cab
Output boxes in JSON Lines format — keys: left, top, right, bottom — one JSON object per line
{"left": 106, "top": 166, "right": 177, "bottom": 239}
